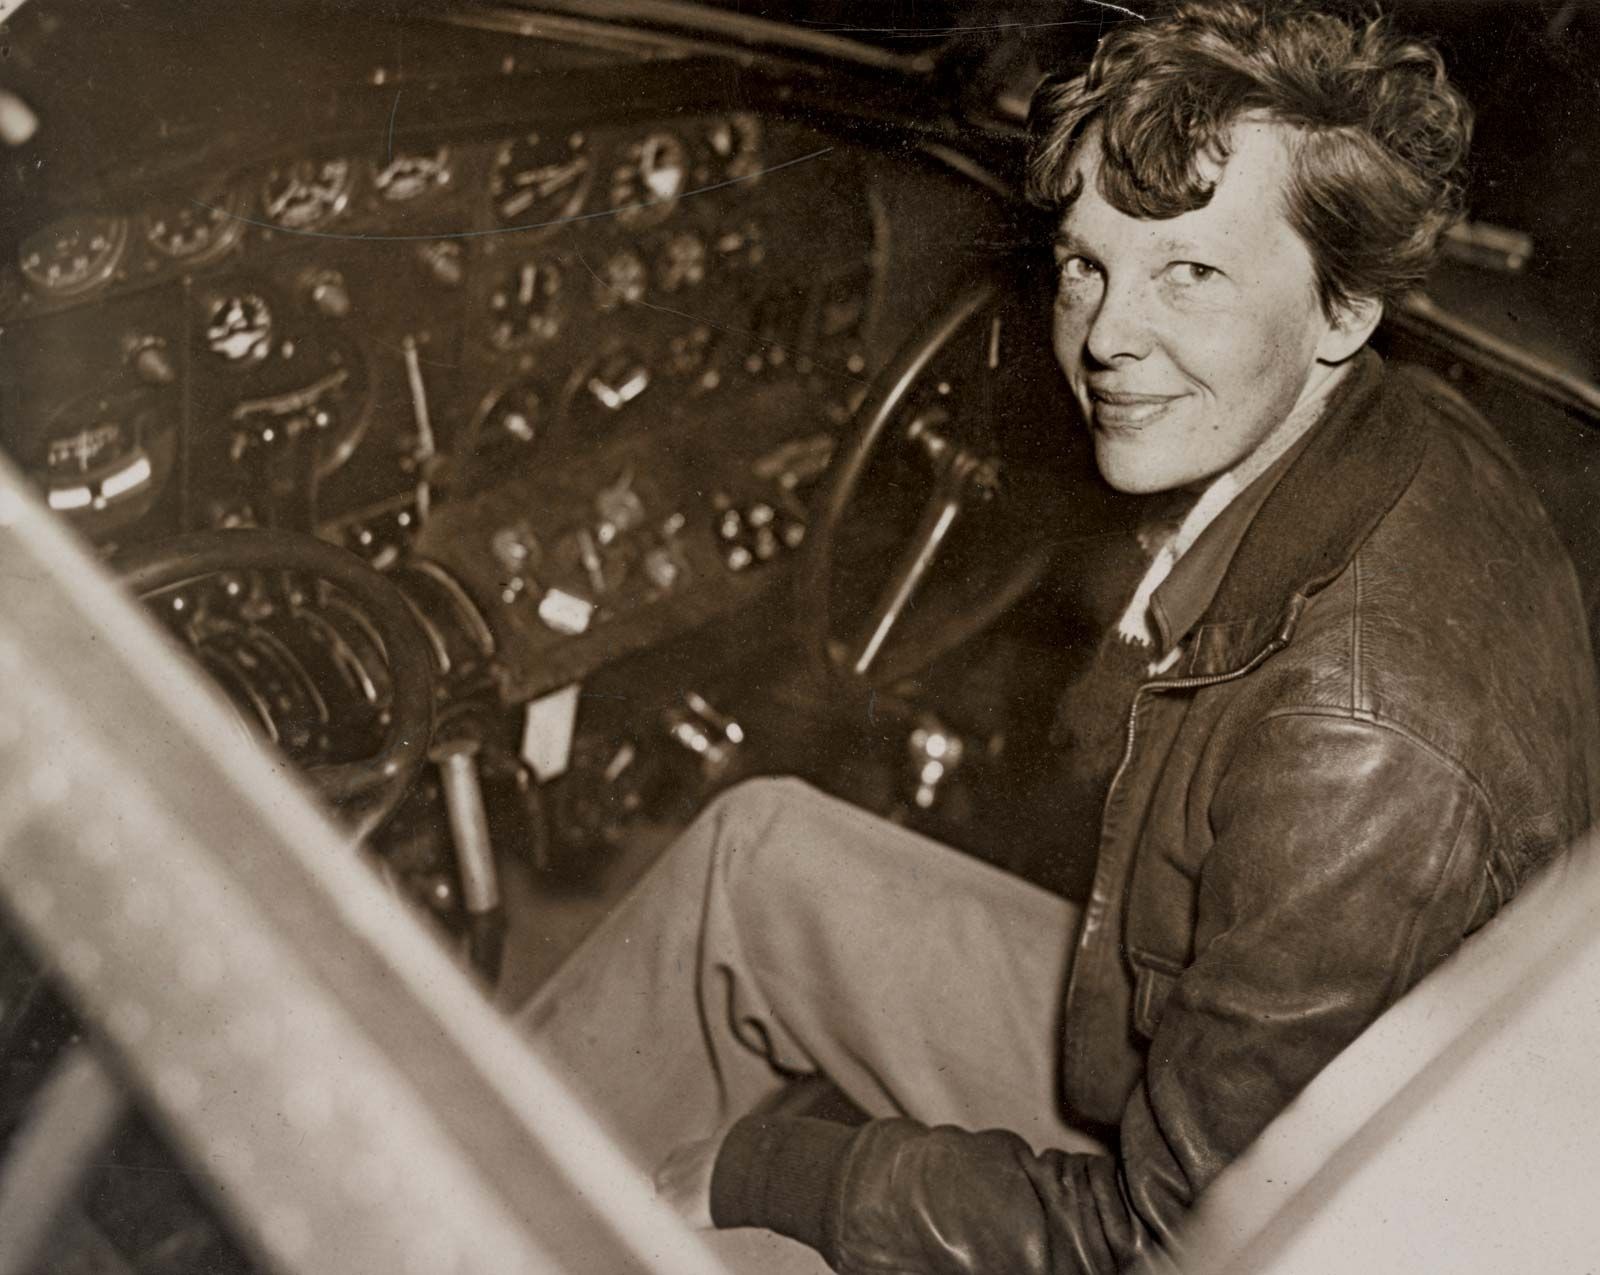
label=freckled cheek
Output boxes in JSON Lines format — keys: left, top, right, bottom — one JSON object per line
{"left": 1170, "top": 303, "right": 1277, "bottom": 381}
{"left": 1161, "top": 325, "right": 1234, "bottom": 401}
{"left": 1050, "top": 296, "right": 1090, "bottom": 368}
{"left": 1239, "top": 301, "right": 1308, "bottom": 368}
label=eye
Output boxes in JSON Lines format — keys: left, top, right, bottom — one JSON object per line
{"left": 1056, "top": 254, "right": 1101, "bottom": 285}
{"left": 1169, "top": 261, "right": 1219, "bottom": 285}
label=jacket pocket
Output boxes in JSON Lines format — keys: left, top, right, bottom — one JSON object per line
{"left": 1128, "top": 947, "right": 1186, "bottom": 1040}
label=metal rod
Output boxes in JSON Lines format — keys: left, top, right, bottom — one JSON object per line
{"left": 434, "top": 742, "right": 501, "bottom": 916}
{"left": 854, "top": 495, "right": 961, "bottom": 676}
{"left": 0, "top": 1043, "right": 126, "bottom": 1275}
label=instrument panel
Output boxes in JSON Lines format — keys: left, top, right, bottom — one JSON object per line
{"left": 0, "top": 108, "right": 999, "bottom": 699}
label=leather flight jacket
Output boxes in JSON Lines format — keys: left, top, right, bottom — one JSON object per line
{"left": 712, "top": 350, "right": 1600, "bottom": 1273}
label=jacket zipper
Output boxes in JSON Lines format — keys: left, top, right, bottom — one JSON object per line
{"left": 1062, "top": 633, "right": 1297, "bottom": 1108}
{"left": 1102, "top": 635, "right": 1293, "bottom": 815}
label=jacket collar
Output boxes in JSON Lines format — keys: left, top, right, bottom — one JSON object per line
{"left": 1178, "top": 349, "right": 1434, "bottom": 678}
{"left": 1149, "top": 419, "right": 1315, "bottom": 657}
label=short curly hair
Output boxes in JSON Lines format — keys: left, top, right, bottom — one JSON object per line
{"left": 1026, "top": 1, "right": 1473, "bottom": 317}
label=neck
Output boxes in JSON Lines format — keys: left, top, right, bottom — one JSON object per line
{"left": 1228, "top": 358, "right": 1354, "bottom": 493}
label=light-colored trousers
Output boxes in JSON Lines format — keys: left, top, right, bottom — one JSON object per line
{"left": 516, "top": 777, "right": 1097, "bottom": 1269}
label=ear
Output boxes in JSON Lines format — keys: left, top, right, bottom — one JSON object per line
{"left": 1316, "top": 294, "right": 1383, "bottom": 364}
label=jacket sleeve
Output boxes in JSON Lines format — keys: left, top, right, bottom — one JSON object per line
{"left": 711, "top": 712, "right": 1496, "bottom": 1274}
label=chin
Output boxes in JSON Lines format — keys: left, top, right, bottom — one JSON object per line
{"left": 1092, "top": 440, "right": 1194, "bottom": 495}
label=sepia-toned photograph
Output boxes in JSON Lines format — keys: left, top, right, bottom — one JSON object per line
{"left": 0, "top": 1, "right": 1597, "bottom": 1271}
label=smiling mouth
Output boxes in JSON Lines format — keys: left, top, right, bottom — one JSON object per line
{"left": 1088, "top": 389, "right": 1186, "bottom": 429}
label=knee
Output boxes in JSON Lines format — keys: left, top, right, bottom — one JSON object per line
{"left": 701, "top": 779, "right": 875, "bottom": 972}
{"left": 703, "top": 775, "right": 813, "bottom": 827}
{"left": 697, "top": 771, "right": 825, "bottom": 883}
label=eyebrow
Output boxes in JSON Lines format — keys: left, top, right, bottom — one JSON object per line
{"left": 1051, "top": 231, "right": 1096, "bottom": 255}
{"left": 1052, "top": 230, "right": 1217, "bottom": 259}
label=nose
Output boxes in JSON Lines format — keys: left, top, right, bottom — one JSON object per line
{"left": 1084, "top": 275, "right": 1153, "bottom": 365}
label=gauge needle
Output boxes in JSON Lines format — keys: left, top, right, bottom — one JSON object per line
{"left": 536, "top": 162, "right": 584, "bottom": 196}
{"left": 500, "top": 189, "right": 535, "bottom": 218}
{"left": 511, "top": 160, "right": 578, "bottom": 191}
{"left": 401, "top": 334, "right": 435, "bottom": 521}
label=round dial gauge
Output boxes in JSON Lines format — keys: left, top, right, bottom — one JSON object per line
{"left": 491, "top": 130, "right": 591, "bottom": 229}
{"left": 707, "top": 113, "right": 763, "bottom": 181}
{"left": 610, "top": 132, "right": 688, "bottom": 229}
{"left": 373, "top": 146, "right": 452, "bottom": 202}
{"left": 465, "top": 377, "right": 545, "bottom": 463}
{"left": 33, "top": 389, "right": 175, "bottom": 529}
{"left": 261, "top": 158, "right": 354, "bottom": 230}
{"left": 19, "top": 214, "right": 129, "bottom": 297}
{"left": 488, "top": 260, "right": 564, "bottom": 348}
{"left": 593, "top": 249, "right": 647, "bottom": 311}
{"left": 657, "top": 233, "right": 706, "bottom": 292}
{"left": 144, "top": 185, "right": 246, "bottom": 263}
{"left": 205, "top": 293, "right": 275, "bottom": 366}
